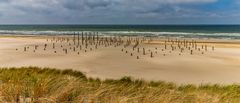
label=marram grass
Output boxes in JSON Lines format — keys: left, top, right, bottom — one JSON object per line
{"left": 0, "top": 67, "right": 240, "bottom": 103}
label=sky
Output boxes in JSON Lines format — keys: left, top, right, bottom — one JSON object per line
{"left": 0, "top": 0, "right": 239, "bottom": 24}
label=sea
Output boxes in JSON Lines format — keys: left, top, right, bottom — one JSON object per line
{"left": 0, "top": 25, "right": 240, "bottom": 39}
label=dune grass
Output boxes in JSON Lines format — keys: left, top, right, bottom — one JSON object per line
{"left": 0, "top": 67, "right": 240, "bottom": 103}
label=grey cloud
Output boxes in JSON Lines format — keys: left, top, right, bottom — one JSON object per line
{"left": 84, "top": 0, "right": 113, "bottom": 9}
{"left": 0, "top": 0, "right": 239, "bottom": 24}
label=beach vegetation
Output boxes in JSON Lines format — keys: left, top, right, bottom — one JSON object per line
{"left": 0, "top": 67, "right": 239, "bottom": 102}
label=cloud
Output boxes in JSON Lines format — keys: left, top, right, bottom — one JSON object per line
{"left": 0, "top": 0, "right": 239, "bottom": 24}
{"left": 163, "top": 0, "right": 217, "bottom": 4}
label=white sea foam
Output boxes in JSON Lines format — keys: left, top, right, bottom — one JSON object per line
{"left": 0, "top": 30, "right": 240, "bottom": 39}
{"left": 103, "top": 31, "right": 240, "bottom": 36}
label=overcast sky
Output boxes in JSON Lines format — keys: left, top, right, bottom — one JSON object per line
{"left": 0, "top": 0, "right": 239, "bottom": 24}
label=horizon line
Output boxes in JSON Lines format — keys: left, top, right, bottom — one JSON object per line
{"left": 0, "top": 24, "right": 240, "bottom": 26}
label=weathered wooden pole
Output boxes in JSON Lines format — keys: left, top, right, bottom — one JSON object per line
{"left": 65, "top": 49, "right": 68, "bottom": 54}
{"left": 78, "top": 32, "right": 80, "bottom": 46}
{"left": 137, "top": 56, "right": 139, "bottom": 59}
{"left": 82, "top": 32, "right": 84, "bottom": 45}
{"left": 143, "top": 48, "right": 145, "bottom": 55}
{"left": 73, "top": 32, "right": 76, "bottom": 45}
{"left": 24, "top": 47, "right": 26, "bottom": 51}
{"left": 53, "top": 43, "right": 55, "bottom": 49}
{"left": 85, "top": 33, "right": 88, "bottom": 48}
{"left": 97, "top": 32, "right": 99, "bottom": 43}
{"left": 93, "top": 32, "right": 95, "bottom": 44}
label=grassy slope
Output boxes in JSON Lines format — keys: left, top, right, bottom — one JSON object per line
{"left": 0, "top": 67, "right": 240, "bottom": 103}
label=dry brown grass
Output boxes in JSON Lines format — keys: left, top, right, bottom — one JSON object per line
{"left": 0, "top": 67, "right": 240, "bottom": 103}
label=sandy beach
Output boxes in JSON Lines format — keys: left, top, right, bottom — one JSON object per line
{"left": 1, "top": 35, "right": 240, "bottom": 85}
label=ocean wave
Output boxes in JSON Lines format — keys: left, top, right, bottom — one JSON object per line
{"left": 103, "top": 31, "right": 240, "bottom": 36}
{"left": 1, "top": 30, "right": 240, "bottom": 39}
{"left": 0, "top": 30, "right": 80, "bottom": 35}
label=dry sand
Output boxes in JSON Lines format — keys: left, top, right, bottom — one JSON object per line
{"left": 1, "top": 35, "right": 240, "bottom": 85}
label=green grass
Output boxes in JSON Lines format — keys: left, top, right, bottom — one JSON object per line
{"left": 0, "top": 67, "right": 240, "bottom": 103}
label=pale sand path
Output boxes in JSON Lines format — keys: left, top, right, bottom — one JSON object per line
{"left": 1, "top": 36, "right": 240, "bottom": 85}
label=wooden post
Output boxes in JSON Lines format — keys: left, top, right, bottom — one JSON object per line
{"left": 73, "top": 32, "right": 76, "bottom": 45}
{"left": 95, "top": 45, "right": 98, "bottom": 49}
{"left": 93, "top": 32, "right": 95, "bottom": 43}
{"left": 53, "top": 43, "right": 55, "bottom": 49}
{"left": 85, "top": 33, "right": 88, "bottom": 49}
{"left": 143, "top": 48, "right": 145, "bottom": 55}
{"left": 82, "top": 32, "right": 84, "bottom": 45}
{"left": 78, "top": 32, "right": 80, "bottom": 46}
{"left": 97, "top": 32, "right": 99, "bottom": 43}
{"left": 165, "top": 44, "right": 167, "bottom": 49}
